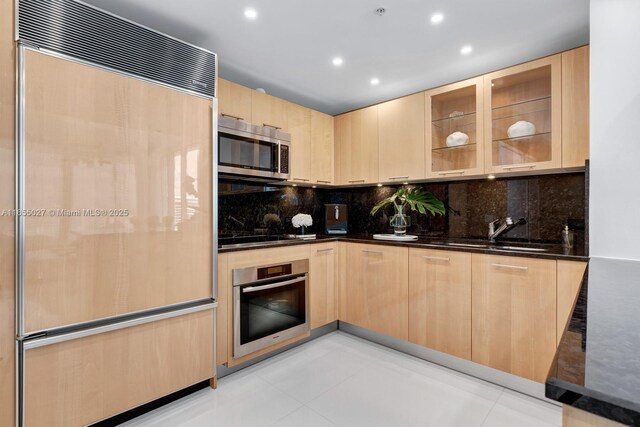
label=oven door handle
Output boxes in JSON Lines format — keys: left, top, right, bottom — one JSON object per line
{"left": 242, "top": 276, "right": 305, "bottom": 293}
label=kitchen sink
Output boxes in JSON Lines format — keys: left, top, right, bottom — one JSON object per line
{"left": 443, "top": 242, "right": 491, "bottom": 248}
{"left": 494, "top": 245, "right": 549, "bottom": 252}
{"left": 442, "top": 242, "right": 550, "bottom": 252}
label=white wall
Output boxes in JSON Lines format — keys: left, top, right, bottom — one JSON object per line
{"left": 590, "top": 0, "right": 640, "bottom": 260}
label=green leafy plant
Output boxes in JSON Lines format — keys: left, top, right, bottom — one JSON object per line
{"left": 370, "top": 186, "right": 445, "bottom": 217}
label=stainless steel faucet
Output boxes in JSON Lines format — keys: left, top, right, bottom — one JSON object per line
{"left": 488, "top": 217, "right": 527, "bottom": 241}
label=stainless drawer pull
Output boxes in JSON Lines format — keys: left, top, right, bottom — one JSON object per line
{"left": 317, "top": 248, "right": 334, "bottom": 253}
{"left": 263, "top": 123, "right": 282, "bottom": 130}
{"left": 362, "top": 249, "right": 383, "bottom": 254}
{"left": 438, "top": 170, "right": 466, "bottom": 176}
{"left": 501, "top": 164, "right": 536, "bottom": 171}
{"left": 242, "top": 277, "right": 305, "bottom": 293}
{"left": 348, "top": 179, "right": 365, "bottom": 183}
{"left": 221, "top": 113, "right": 244, "bottom": 121}
{"left": 492, "top": 263, "right": 528, "bottom": 271}
{"left": 316, "top": 180, "right": 332, "bottom": 184}
{"left": 389, "top": 175, "right": 409, "bottom": 180}
{"left": 422, "top": 256, "right": 450, "bottom": 262}
{"left": 293, "top": 178, "right": 310, "bottom": 182}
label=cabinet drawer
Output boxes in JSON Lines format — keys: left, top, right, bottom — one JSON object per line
{"left": 24, "top": 308, "right": 214, "bottom": 427}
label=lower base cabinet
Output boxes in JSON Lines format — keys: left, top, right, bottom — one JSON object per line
{"left": 409, "top": 248, "right": 472, "bottom": 360}
{"left": 471, "top": 254, "right": 557, "bottom": 382}
{"left": 24, "top": 309, "right": 214, "bottom": 427}
{"left": 340, "top": 243, "right": 409, "bottom": 341}
{"left": 310, "top": 243, "right": 338, "bottom": 329}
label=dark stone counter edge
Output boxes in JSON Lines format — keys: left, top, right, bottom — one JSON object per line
{"left": 218, "top": 236, "right": 588, "bottom": 261}
{"left": 546, "top": 378, "right": 640, "bottom": 426}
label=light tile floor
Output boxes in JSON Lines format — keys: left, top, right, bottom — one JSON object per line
{"left": 122, "top": 332, "right": 561, "bottom": 427}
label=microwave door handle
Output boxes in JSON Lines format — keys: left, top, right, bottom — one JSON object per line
{"left": 242, "top": 276, "right": 305, "bottom": 293}
{"left": 276, "top": 141, "right": 281, "bottom": 173}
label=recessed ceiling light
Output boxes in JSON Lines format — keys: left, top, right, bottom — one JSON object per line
{"left": 430, "top": 13, "right": 444, "bottom": 24}
{"left": 244, "top": 8, "right": 257, "bottom": 20}
{"left": 370, "top": 77, "right": 380, "bottom": 86}
{"left": 332, "top": 57, "right": 343, "bottom": 67}
{"left": 460, "top": 45, "right": 473, "bottom": 55}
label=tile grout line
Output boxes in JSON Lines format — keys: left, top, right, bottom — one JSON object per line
{"left": 480, "top": 388, "right": 505, "bottom": 427}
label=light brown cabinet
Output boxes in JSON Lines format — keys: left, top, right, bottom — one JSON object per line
{"left": 339, "top": 243, "right": 408, "bottom": 340}
{"left": 408, "top": 248, "right": 472, "bottom": 360}
{"left": 378, "top": 93, "right": 425, "bottom": 182}
{"left": 23, "top": 49, "right": 213, "bottom": 333}
{"left": 471, "top": 254, "right": 557, "bottom": 382}
{"left": 217, "top": 253, "right": 229, "bottom": 366}
{"left": 334, "top": 106, "right": 379, "bottom": 185}
{"left": 218, "top": 78, "right": 253, "bottom": 122}
{"left": 252, "top": 90, "right": 288, "bottom": 131}
{"left": 24, "top": 309, "right": 214, "bottom": 427}
{"left": 310, "top": 243, "right": 338, "bottom": 328}
{"left": 484, "top": 54, "right": 562, "bottom": 174}
{"left": 556, "top": 260, "right": 588, "bottom": 345}
{"left": 310, "top": 110, "right": 335, "bottom": 184}
{"left": 425, "top": 77, "right": 485, "bottom": 178}
{"left": 562, "top": 46, "right": 590, "bottom": 168}
{"left": 287, "top": 103, "right": 312, "bottom": 182}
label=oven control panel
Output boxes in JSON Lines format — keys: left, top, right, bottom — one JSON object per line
{"left": 257, "top": 263, "right": 292, "bottom": 280}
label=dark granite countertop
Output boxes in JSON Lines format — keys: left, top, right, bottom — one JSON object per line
{"left": 546, "top": 257, "right": 640, "bottom": 426}
{"left": 219, "top": 234, "right": 588, "bottom": 261}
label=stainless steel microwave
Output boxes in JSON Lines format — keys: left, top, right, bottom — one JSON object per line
{"left": 218, "top": 116, "right": 291, "bottom": 181}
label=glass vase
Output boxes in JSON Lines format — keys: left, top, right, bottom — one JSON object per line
{"left": 390, "top": 204, "right": 408, "bottom": 236}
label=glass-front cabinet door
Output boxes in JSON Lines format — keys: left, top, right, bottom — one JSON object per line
{"left": 425, "top": 77, "right": 484, "bottom": 178}
{"left": 484, "top": 55, "right": 562, "bottom": 174}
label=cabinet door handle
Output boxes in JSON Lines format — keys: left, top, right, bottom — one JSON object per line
{"left": 221, "top": 113, "right": 244, "bottom": 121}
{"left": 316, "top": 180, "right": 332, "bottom": 184}
{"left": 492, "top": 263, "right": 528, "bottom": 271}
{"left": 389, "top": 175, "right": 409, "bottom": 180}
{"left": 263, "top": 123, "right": 282, "bottom": 130}
{"left": 501, "top": 164, "right": 536, "bottom": 171}
{"left": 293, "top": 178, "right": 310, "bottom": 182}
{"left": 422, "top": 256, "right": 450, "bottom": 262}
{"left": 348, "top": 179, "right": 365, "bottom": 183}
{"left": 362, "top": 249, "right": 383, "bottom": 255}
{"left": 438, "top": 170, "right": 466, "bottom": 176}
{"left": 317, "top": 248, "right": 334, "bottom": 253}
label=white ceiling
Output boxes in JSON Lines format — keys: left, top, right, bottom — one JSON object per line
{"left": 83, "top": 0, "right": 589, "bottom": 115}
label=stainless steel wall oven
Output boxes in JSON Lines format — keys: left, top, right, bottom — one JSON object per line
{"left": 233, "top": 259, "right": 309, "bottom": 358}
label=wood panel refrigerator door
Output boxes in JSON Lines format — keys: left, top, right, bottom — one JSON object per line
{"left": 23, "top": 50, "right": 213, "bottom": 333}
{"left": 24, "top": 309, "right": 214, "bottom": 427}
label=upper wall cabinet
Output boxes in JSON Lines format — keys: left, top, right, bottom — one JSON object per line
{"left": 484, "top": 54, "right": 562, "bottom": 174}
{"left": 218, "top": 78, "right": 252, "bottom": 122}
{"left": 334, "top": 106, "right": 379, "bottom": 185}
{"left": 378, "top": 93, "right": 425, "bottom": 182}
{"left": 310, "top": 110, "right": 335, "bottom": 184}
{"left": 425, "top": 77, "right": 484, "bottom": 178}
{"left": 251, "top": 90, "right": 288, "bottom": 132}
{"left": 561, "top": 46, "right": 590, "bottom": 168}
{"left": 287, "top": 103, "right": 312, "bottom": 182}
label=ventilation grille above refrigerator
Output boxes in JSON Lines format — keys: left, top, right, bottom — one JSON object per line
{"left": 17, "top": 0, "right": 217, "bottom": 98}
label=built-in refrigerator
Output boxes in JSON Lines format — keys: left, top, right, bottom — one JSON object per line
{"left": 14, "top": 0, "right": 218, "bottom": 425}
